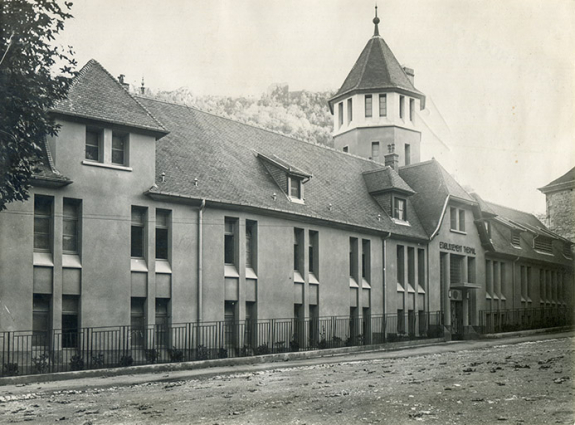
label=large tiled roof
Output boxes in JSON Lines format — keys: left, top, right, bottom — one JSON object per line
{"left": 51, "top": 60, "right": 167, "bottom": 135}
{"left": 139, "top": 97, "right": 428, "bottom": 239}
{"left": 399, "top": 159, "right": 476, "bottom": 236}
{"left": 329, "top": 35, "right": 425, "bottom": 109}
{"left": 538, "top": 166, "right": 575, "bottom": 193}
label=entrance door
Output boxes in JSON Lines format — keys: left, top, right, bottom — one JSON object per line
{"left": 450, "top": 301, "right": 464, "bottom": 340}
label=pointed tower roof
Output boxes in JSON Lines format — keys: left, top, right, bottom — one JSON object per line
{"left": 328, "top": 10, "right": 425, "bottom": 112}
{"left": 51, "top": 60, "right": 167, "bottom": 135}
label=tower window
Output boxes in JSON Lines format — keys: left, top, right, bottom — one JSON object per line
{"left": 371, "top": 142, "right": 380, "bottom": 160}
{"left": 347, "top": 98, "right": 353, "bottom": 123}
{"left": 409, "top": 98, "right": 415, "bottom": 121}
{"left": 338, "top": 102, "right": 343, "bottom": 127}
{"left": 405, "top": 144, "right": 411, "bottom": 166}
{"left": 365, "top": 95, "right": 372, "bottom": 118}
{"left": 379, "top": 94, "right": 387, "bottom": 117}
{"left": 399, "top": 96, "right": 405, "bottom": 119}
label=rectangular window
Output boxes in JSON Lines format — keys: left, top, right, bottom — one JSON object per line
{"left": 155, "top": 209, "right": 170, "bottom": 260}
{"left": 155, "top": 298, "right": 169, "bottom": 347}
{"left": 493, "top": 261, "right": 500, "bottom": 296}
{"left": 526, "top": 267, "right": 531, "bottom": 298}
{"left": 349, "top": 237, "right": 358, "bottom": 280}
{"left": 379, "top": 94, "right": 387, "bottom": 117}
{"left": 450, "top": 254, "right": 463, "bottom": 284}
{"left": 397, "top": 245, "right": 405, "bottom": 286}
{"left": 112, "top": 133, "right": 127, "bottom": 165}
{"left": 500, "top": 263, "right": 506, "bottom": 298}
{"left": 130, "top": 297, "right": 145, "bottom": 347}
{"left": 224, "top": 301, "right": 237, "bottom": 346}
{"left": 62, "top": 295, "right": 79, "bottom": 348}
{"left": 405, "top": 144, "right": 411, "bottom": 166}
{"left": 131, "top": 206, "right": 146, "bottom": 258}
{"left": 397, "top": 309, "right": 405, "bottom": 334}
{"left": 63, "top": 198, "right": 80, "bottom": 254}
{"left": 486, "top": 260, "right": 492, "bottom": 296}
{"left": 393, "top": 198, "right": 406, "bottom": 221}
{"left": 343, "top": 146, "right": 349, "bottom": 153}
{"left": 347, "top": 98, "right": 353, "bottom": 123}
{"left": 468, "top": 257, "right": 476, "bottom": 283}
{"left": 246, "top": 220, "right": 257, "bottom": 269}
{"left": 33, "top": 294, "right": 51, "bottom": 347}
{"left": 309, "top": 230, "right": 318, "bottom": 275}
{"left": 407, "top": 247, "right": 415, "bottom": 285}
{"left": 362, "top": 239, "right": 371, "bottom": 281}
{"left": 34, "top": 195, "right": 53, "bottom": 252}
{"left": 365, "top": 95, "right": 372, "bottom": 117}
{"left": 371, "top": 141, "right": 380, "bottom": 160}
{"left": 399, "top": 96, "right": 405, "bottom": 119}
{"left": 294, "top": 228, "right": 304, "bottom": 272}
{"left": 289, "top": 176, "right": 302, "bottom": 199}
{"left": 450, "top": 207, "right": 466, "bottom": 232}
{"left": 338, "top": 102, "right": 344, "bottom": 127}
{"left": 224, "top": 217, "right": 237, "bottom": 265}
{"left": 85, "top": 129, "right": 101, "bottom": 162}
{"left": 409, "top": 98, "right": 415, "bottom": 121}
{"left": 418, "top": 249, "right": 425, "bottom": 288}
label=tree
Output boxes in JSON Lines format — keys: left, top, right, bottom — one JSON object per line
{"left": 0, "top": 0, "right": 76, "bottom": 210}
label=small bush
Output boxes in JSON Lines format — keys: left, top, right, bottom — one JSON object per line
{"left": 3, "top": 362, "right": 19, "bottom": 376}
{"left": 289, "top": 339, "right": 300, "bottom": 352}
{"left": 318, "top": 338, "right": 327, "bottom": 349}
{"left": 218, "top": 347, "right": 228, "bottom": 359}
{"left": 255, "top": 343, "right": 270, "bottom": 355}
{"left": 168, "top": 347, "right": 184, "bottom": 362}
{"left": 144, "top": 349, "right": 159, "bottom": 364}
{"left": 275, "top": 341, "right": 286, "bottom": 353}
{"left": 196, "top": 345, "right": 209, "bottom": 361}
{"left": 91, "top": 353, "right": 105, "bottom": 369}
{"left": 32, "top": 353, "right": 50, "bottom": 374}
{"left": 69, "top": 355, "right": 84, "bottom": 371}
{"left": 240, "top": 345, "right": 254, "bottom": 357}
{"left": 331, "top": 336, "right": 342, "bottom": 347}
{"left": 119, "top": 354, "right": 133, "bottom": 367}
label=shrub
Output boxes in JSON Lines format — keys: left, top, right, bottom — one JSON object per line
{"left": 91, "top": 353, "right": 105, "bottom": 369}
{"left": 69, "top": 355, "right": 84, "bottom": 371}
{"left": 289, "top": 338, "right": 300, "bottom": 352}
{"left": 240, "top": 345, "right": 254, "bottom": 357}
{"left": 32, "top": 353, "right": 50, "bottom": 374}
{"left": 119, "top": 354, "right": 133, "bottom": 367}
{"left": 218, "top": 347, "right": 228, "bottom": 359}
{"left": 255, "top": 343, "right": 270, "bottom": 355}
{"left": 275, "top": 341, "right": 286, "bottom": 353}
{"left": 196, "top": 345, "right": 209, "bottom": 361}
{"left": 168, "top": 347, "right": 184, "bottom": 362}
{"left": 144, "top": 349, "right": 159, "bottom": 364}
{"left": 3, "top": 362, "right": 19, "bottom": 376}
{"left": 318, "top": 338, "right": 328, "bottom": 349}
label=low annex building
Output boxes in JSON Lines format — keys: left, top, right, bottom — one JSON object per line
{"left": 0, "top": 12, "right": 572, "bottom": 371}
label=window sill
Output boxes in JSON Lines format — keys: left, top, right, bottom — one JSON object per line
{"left": 224, "top": 264, "right": 239, "bottom": 278}
{"left": 362, "top": 278, "right": 371, "bottom": 289}
{"left": 349, "top": 277, "right": 359, "bottom": 288}
{"left": 396, "top": 282, "right": 405, "bottom": 292}
{"left": 246, "top": 267, "right": 258, "bottom": 279}
{"left": 82, "top": 160, "right": 132, "bottom": 172}
{"left": 392, "top": 219, "right": 411, "bottom": 226}
{"left": 33, "top": 252, "right": 54, "bottom": 266}
{"left": 533, "top": 249, "right": 554, "bottom": 256}
{"left": 294, "top": 270, "right": 305, "bottom": 284}
{"left": 450, "top": 229, "right": 467, "bottom": 235}
{"left": 156, "top": 260, "right": 172, "bottom": 274}
{"left": 289, "top": 197, "right": 305, "bottom": 205}
{"left": 309, "top": 272, "right": 319, "bottom": 284}
{"left": 511, "top": 245, "right": 522, "bottom": 249}
{"left": 131, "top": 258, "right": 148, "bottom": 272}
{"left": 63, "top": 254, "right": 82, "bottom": 268}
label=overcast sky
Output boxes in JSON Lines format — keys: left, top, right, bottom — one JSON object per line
{"left": 57, "top": 0, "right": 575, "bottom": 215}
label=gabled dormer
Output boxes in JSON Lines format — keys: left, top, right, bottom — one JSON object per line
{"left": 363, "top": 164, "right": 415, "bottom": 225}
{"left": 257, "top": 153, "right": 312, "bottom": 203}
{"left": 329, "top": 8, "right": 425, "bottom": 168}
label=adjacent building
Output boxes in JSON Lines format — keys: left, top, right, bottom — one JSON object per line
{"left": 539, "top": 167, "right": 575, "bottom": 243}
{"left": 0, "top": 12, "right": 572, "bottom": 372}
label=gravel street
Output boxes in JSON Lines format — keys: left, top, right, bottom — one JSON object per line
{"left": 0, "top": 333, "right": 573, "bottom": 425}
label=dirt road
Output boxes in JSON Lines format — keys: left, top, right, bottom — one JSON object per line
{"left": 1, "top": 334, "right": 573, "bottom": 424}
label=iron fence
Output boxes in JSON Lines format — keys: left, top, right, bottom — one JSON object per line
{"left": 1, "top": 311, "right": 445, "bottom": 377}
{"left": 478, "top": 306, "right": 573, "bottom": 334}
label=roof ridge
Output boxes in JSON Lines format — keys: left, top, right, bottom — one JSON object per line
{"left": 138, "top": 95, "right": 386, "bottom": 166}
{"left": 484, "top": 199, "right": 539, "bottom": 218}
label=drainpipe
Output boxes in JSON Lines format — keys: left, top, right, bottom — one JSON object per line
{"left": 381, "top": 232, "right": 392, "bottom": 318}
{"left": 198, "top": 199, "right": 206, "bottom": 323}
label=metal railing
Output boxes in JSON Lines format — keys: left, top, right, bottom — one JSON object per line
{"left": 1, "top": 311, "right": 445, "bottom": 377}
{"left": 478, "top": 306, "right": 573, "bottom": 334}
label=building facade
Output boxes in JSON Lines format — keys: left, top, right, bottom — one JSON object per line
{"left": 0, "top": 13, "right": 572, "bottom": 374}
{"left": 539, "top": 167, "right": 575, "bottom": 243}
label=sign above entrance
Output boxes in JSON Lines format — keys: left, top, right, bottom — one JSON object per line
{"left": 439, "top": 241, "right": 476, "bottom": 255}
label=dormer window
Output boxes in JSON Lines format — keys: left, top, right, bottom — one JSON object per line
{"left": 393, "top": 197, "right": 406, "bottom": 221}
{"left": 511, "top": 230, "right": 521, "bottom": 247}
{"left": 534, "top": 236, "right": 553, "bottom": 254}
{"left": 289, "top": 176, "right": 302, "bottom": 200}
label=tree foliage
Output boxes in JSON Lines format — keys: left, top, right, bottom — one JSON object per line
{"left": 0, "top": 0, "right": 76, "bottom": 210}
{"left": 147, "top": 83, "right": 334, "bottom": 147}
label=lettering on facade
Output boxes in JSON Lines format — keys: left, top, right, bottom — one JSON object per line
{"left": 439, "top": 242, "right": 476, "bottom": 255}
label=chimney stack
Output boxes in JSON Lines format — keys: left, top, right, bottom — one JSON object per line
{"left": 384, "top": 143, "right": 399, "bottom": 170}
{"left": 117, "top": 74, "right": 129, "bottom": 90}
{"left": 403, "top": 66, "right": 415, "bottom": 85}
{"left": 140, "top": 77, "right": 146, "bottom": 95}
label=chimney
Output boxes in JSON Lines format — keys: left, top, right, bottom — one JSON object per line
{"left": 403, "top": 66, "right": 415, "bottom": 85}
{"left": 117, "top": 74, "right": 129, "bottom": 90}
{"left": 384, "top": 143, "right": 399, "bottom": 170}
{"left": 140, "top": 77, "right": 146, "bottom": 95}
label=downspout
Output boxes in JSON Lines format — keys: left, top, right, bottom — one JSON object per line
{"left": 430, "top": 195, "right": 450, "bottom": 240}
{"left": 198, "top": 199, "right": 206, "bottom": 323}
{"left": 381, "top": 232, "right": 392, "bottom": 318}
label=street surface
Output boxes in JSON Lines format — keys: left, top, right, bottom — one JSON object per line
{"left": 0, "top": 333, "right": 573, "bottom": 424}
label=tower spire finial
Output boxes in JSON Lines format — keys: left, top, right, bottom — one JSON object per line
{"left": 373, "top": 4, "right": 380, "bottom": 37}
